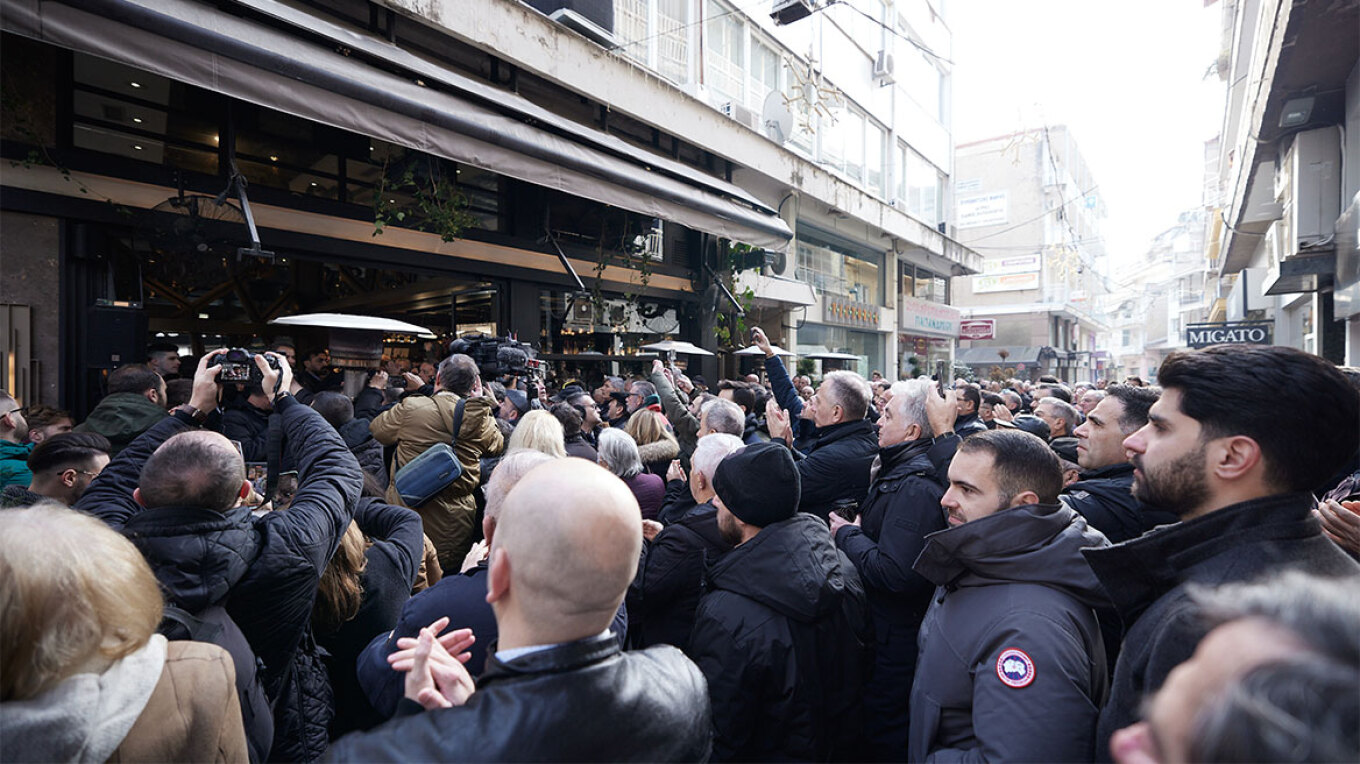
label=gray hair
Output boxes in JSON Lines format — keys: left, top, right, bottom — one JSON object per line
{"left": 596, "top": 428, "right": 644, "bottom": 479}
{"left": 1001, "top": 390, "right": 1022, "bottom": 408}
{"left": 438, "top": 354, "right": 479, "bottom": 395}
{"left": 822, "top": 370, "right": 872, "bottom": 420}
{"left": 700, "top": 398, "right": 745, "bottom": 437}
{"left": 485, "top": 450, "right": 556, "bottom": 522}
{"left": 690, "top": 433, "right": 744, "bottom": 481}
{"left": 1037, "top": 396, "right": 1079, "bottom": 429}
{"left": 888, "top": 379, "right": 933, "bottom": 437}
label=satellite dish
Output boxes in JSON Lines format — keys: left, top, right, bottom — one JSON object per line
{"left": 762, "top": 90, "right": 794, "bottom": 144}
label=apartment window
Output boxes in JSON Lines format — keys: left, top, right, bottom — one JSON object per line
{"left": 783, "top": 63, "right": 814, "bottom": 153}
{"left": 865, "top": 122, "right": 885, "bottom": 197}
{"left": 899, "top": 47, "right": 943, "bottom": 122}
{"left": 798, "top": 240, "right": 883, "bottom": 305}
{"left": 843, "top": 111, "right": 866, "bottom": 183}
{"left": 615, "top": 0, "right": 691, "bottom": 84}
{"left": 1121, "top": 329, "right": 1131, "bottom": 346}
{"left": 902, "top": 264, "right": 948, "bottom": 304}
{"left": 706, "top": 0, "right": 745, "bottom": 105}
{"left": 749, "top": 37, "right": 779, "bottom": 109}
{"left": 901, "top": 147, "right": 943, "bottom": 225}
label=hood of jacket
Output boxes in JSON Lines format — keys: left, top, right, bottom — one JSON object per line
{"left": 914, "top": 502, "right": 1111, "bottom": 609}
{"left": 339, "top": 417, "right": 375, "bottom": 449}
{"left": 0, "top": 439, "right": 32, "bottom": 461}
{"left": 0, "top": 634, "right": 167, "bottom": 763}
{"left": 77, "top": 394, "right": 169, "bottom": 443}
{"left": 121, "top": 504, "right": 261, "bottom": 612}
{"left": 708, "top": 513, "right": 852, "bottom": 623}
{"left": 637, "top": 433, "right": 679, "bottom": 465}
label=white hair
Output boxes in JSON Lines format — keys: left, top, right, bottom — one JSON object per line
{"left": 485, "top": 450, "right": 556, "bottom": 521}
{"left": 597, "top": 428, "right": 644, "bottom": 479}
{"left": 700, "top": 398, "right": 745, "bottom": 436}
{"left": 690, "top": 433, "right": 744, "bottom": 481}
{"left": 888, "top": 379, "right": 933, "bottom": 437}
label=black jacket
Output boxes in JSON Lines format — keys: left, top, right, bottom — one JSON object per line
{"left": 657, "top": 478, "right": 698, "bottom": 526}
{"left": 688, "top": 513, "right": 871, "bottom": 762}
{"left": 627, "top": 501, "right": 732, "bottom": 651}
{"left": 1085, "top": 492, "right": 1360, "bottom": 760}
{"left": 222, "top": 401, "right": 271, "bottom": 462}
{"left": 329, "top": 634, "right": 711, "bottom": 762}
{"left": 316, "top": 498, "right": 422, "bottom": 739}
{"left": 909, "top": 503, "right": 1111, "bottom": 762}
{"left": 78, "top": 397, "right": 363, "bottom": 763}
{"left": 338, "top": 418, "right": 388, "bottom": 487}
{"left": 1060, "top": 462, "right": 1179, "bottom": 544}
{"left": 953, "top": 411, "right": 987, "bottom": 438}
{"left": 791, "top": 418, "right": 880, "bottom": 520}
{"left": 564, "top": 431, "right": 599, "bottom": 462}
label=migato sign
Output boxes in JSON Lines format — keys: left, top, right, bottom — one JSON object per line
{"left": 1185, "top": 322, "right": 1273, "bottom": 349}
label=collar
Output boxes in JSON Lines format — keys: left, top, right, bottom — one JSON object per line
{"left": 878, "top": 438, "right": 932, "bottom": 470}
{"left": 914, "top": 503, "right": 1071, "bottom": 585}
{"left": 814, "top": 418, "right": 874, "bottom": 444}
{"left": 481, "top": 631, "right": 620, "bottom": 686}
{"left": 1083, "top": 492, "right": 1322, "bottom": 619}
{"left": 1076, "top": 462, "right": 1134, "bottom": 482}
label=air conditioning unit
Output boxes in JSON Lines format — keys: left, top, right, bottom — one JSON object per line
{"left": 872, "top": 50, "right": 895, "bottom": 85}
{"left": 771, "top": 0, "right": 816, "bottom": 25}
{"left": 524, "top": 1, "right": 616, "bottom": 45}
{"left": 720, "top": 101, "right": 761, "bottom": 131}
{"left": 1276, "top": 127, "right": 1341, "bottom": 256}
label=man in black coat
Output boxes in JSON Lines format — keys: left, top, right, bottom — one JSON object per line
{"left": 221, "top": 384, "right": 273, "bottom": 462}
{"left": 952, "top": 385, "right": 988, "bottom": 438}
{"left": 768, "top": 369, "right": 880, "bottom": 520}
{"left": 77, "top": 351, "right": 363, "bottom": 762}
{"left": 1063, "top": 384, "right": 1178, "bottom": 543}
{"left": 329, "top": 459, "right": 710, "bottom": 762}
{"left": 687, "top": 442, "right": 871, "bottom": 762}
{"left": 627, "top": 433, "right": 743, "bottom": 651}
{"left": 1084, "top": 346, "right": 1360, "bottom": 760}
{"left": 828, "top": 379, "right": 960, "bottom": 760}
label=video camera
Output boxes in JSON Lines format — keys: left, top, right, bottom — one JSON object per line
{"left": 448, "top": 334, "right": 541, "bottom": 378}
{"left": 208, "top": 348, "right": 282, "bottom": 386}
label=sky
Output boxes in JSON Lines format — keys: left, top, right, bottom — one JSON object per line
{"left": 948, "top": 0, "right": 1226, "bottom": 268}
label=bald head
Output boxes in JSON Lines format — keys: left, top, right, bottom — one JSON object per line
{"left": 489, "top": 459, "right": 641, "bottom": 645}
{"left": 138, "top": 430, "right": 246, "bottom": 512}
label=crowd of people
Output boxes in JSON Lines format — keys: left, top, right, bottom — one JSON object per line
{"left": 1, "top": 332, "right": 1358, "bottom": 763}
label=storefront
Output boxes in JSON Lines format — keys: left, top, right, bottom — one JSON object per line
{"left": 897, "top": 295, "right": 960, "bottom": 379}
{"left": 792, "top": 232, "right": 888, "bottom": 377}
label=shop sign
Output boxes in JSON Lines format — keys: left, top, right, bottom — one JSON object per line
{"left": 974, "top": 272, "right": 1040, "bottom": 293}
{"left": 898, "top": 295, "right": 961, "bottom": 337}
{"left": 824, "top": 295, "right": 881, "bottom": 329}
{"left": 982, "top": 254, "right": 1041, "bottom": 276}
{"left": 959, "top": 319, "right": 995, "bottom": 340}
{"left": 957, "top": 191, "right": 1009, "bottom": 229}
{"left": 1185, "top": 321, "right": 1273, "bottom": 348}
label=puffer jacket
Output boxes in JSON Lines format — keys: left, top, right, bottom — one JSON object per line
{"left": 0, "top": 439, "right": 33, "bottom": 488}
{"left": 908, "top": 503, "right": 1111, "bottom": 763}
{"left": 338, "top": 418, "right": 387, "bottom": 487}
{"left": 78, "top": 396, "right": 363, "bottom": 762}
{"left": 222, "top": 401, "right": 271, "bottom": 462}
{"left": 790, "top": 418, "right": 880, "bottom": 520}
{"left": 73, "top": 392, "right": 168, "bottom": 455}
{"left": 329, "top": 634, "right": 711, "bottom": 762}
{"left": 1060, "top": 462, "right": 1179, "bottom": 544}
{"left": 687, "top": 513, "right": 871, "bottom": 762}
{"left": 370, "top": 391, "right": 502, "bottom": 571}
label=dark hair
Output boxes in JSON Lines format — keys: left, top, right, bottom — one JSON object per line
{"left": 717, "top": 379, "right": 757, "bottom": 413}
{"left": 958, "top": 429, "right": 1063, "bottom": 504}
{"left": 107, "top": 364, "right": 163, "bottom": 396}
{"left": 959, "top": 385, "right": 981, "bottom": 411}
{"left": 27, "top": 432, "right": 111, "bottom": 474}
{"left": 1157, "top": 346, "right": 1360, "bottom": 493}
{"left": 23, "top": 404, "right": 71, "bottom": 430}
{"left": 438, "top": 354, "right": 479, "bottom": 396}
{"left": 163, "top": 379, "right": 193, "bottom": 409}
{"left": 1038, "top": 375, "right": 1059, "bottom": 384}
{"left": 146, "top": 342, "right": 179, "bottom": 358}
{"left": 1035, "top": 383, "right": 1073, "bottom": 403}
{"left": 1102, "top": 385, "right": 1160, "bottom": 433}
{"left": 311, "top": 392, "right": 355, "bottom": 429}
{"left": 302, "top": 348, "right": 328, "bottom": 362}
{"left": 550, "top": 401, "right": 583, "bottom": 436}
{"left": 981, "top": 392, "right": 1004, "bottom": 408}
{"left": 138, "top": 432, "right": 245, "bottom": 512}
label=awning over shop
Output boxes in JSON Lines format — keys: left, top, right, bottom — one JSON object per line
{"left": 3, "top": 0, "right": 793, "bottom": 252}
{"left": 956, "top": 346, "right": 1062, "bottom": 367}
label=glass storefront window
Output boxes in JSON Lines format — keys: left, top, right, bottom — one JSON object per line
{"left": 901, "top": 264, "right": 949, "bottom": 304}
{"left": 796, "top": 323, "right": 883, "bottom": 379}
{"left": 797, "top": 239, "right": 883, "bottom": 305}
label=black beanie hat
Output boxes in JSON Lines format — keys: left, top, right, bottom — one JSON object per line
{"left": 712, "top": 442, "right": 801, "bottom": 528}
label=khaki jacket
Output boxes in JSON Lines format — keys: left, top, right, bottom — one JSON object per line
{"left": 111, "top": 641, "right": 248, "bottom": 762}
{"left": 370, "top": 392, "right": 503, "bottom": 513}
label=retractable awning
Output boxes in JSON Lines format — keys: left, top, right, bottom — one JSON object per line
{"left": 3, "top": 0, "right": 793, "bottom": 252}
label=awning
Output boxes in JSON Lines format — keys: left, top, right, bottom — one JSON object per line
{"left": 3, "top": 0, "right": 792, "bottom": 252}
{"left": 956, "top": 346, "right": 1061, "bottom": 366}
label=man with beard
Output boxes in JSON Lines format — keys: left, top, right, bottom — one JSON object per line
{"left": 1063, "top": 385, "right": 1179, "bottom": 543}
{"left": 1084, "top": 346, "right": 1360, "bottom": 760}
{"left": 688, "top": 442, "right": 870, "bottom": 762}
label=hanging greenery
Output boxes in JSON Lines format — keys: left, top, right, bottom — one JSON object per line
{"left": 371, "top": 153, "right": 477, "bottom": 243}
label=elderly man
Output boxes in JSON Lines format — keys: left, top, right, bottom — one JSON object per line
{"left": 656, "top": 398, "right": 747, "bottom": 525}
{"left": 688, "top": 442, "right": 870, "bottom": 761}
{"left": 1064, "top": 385, "right": 1179, "bottom": 543}
{"left": 1034, "top": 395, "right": 1080, "bottom": 461}
{"left": 330, "top": 459, "right": 711, "bottom": 761}
{"left": 628, "top": 433, "right": 744, "bottom": 651}
{"left": 371, "top": 354, "right": 504, "bottom": 571}
{"left": 752, "top": 328, "right": 817, "bottom": 451}
{"left": 828, "top": 379, "right": 958, "bottom": 759}
{"left": 1085, "top": 346, "right": 1360, "bottom": 759}
{"left": 1078, "top": 388, "right": 1106, "bottom": 416}
{"left": 768, "top": 370, "right": 879, "bottom": 520}
{"left": 910, "top": 430, "right": 1111, "bottom": 762}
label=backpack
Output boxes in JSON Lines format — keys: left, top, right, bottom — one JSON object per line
{"left": 160, "top": 603, "right": 275, "bottom": 763}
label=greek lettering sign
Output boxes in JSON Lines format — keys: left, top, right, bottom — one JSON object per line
{"left": 959, "top": 319, "right": 995, "bottom": 340}
{"left": 899, "top": 295, "right": 961, "bottom": 337}
{"left": 1185, "top": 321, "right": 1273, "bottom": 348}
{"left": 956, "top": 191, "right": 1009, "bottom": 229}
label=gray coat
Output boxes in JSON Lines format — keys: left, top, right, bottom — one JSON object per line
{"left": 908, "top": 503, "right": 1111, "bottom": 763}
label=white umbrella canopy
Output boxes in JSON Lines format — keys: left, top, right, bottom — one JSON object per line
{"left": 270, "top": 312, "right": 437, "bottom": 338}
{"left": 803, "top": 351, "right": 861, "bottom": 361}
{"left": 640, "top": 339, "right": 715, "bottom": 356}
{"left": 733, "top": 344, "right": 794, "bottom": 357}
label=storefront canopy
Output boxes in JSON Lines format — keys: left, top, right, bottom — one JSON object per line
{"left": 4, "top": 0, "right": 793, "bottom": 252}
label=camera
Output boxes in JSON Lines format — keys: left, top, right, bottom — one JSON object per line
{"left": 208, "top": 348, "right": 281, "bottom": 386}
{"left": 448, "top": 334, "right": 541, "bottom": 378}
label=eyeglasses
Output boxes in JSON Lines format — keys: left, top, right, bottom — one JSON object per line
{"left": 0, "top": 407, "right": 25, "bottom": 418}
{"left": 75, "top": 470, "right": 101, "bottom": 479}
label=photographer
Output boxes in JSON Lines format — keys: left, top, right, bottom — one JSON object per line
{"left": 370, "top": 354, "right": 503, "bottom": 572}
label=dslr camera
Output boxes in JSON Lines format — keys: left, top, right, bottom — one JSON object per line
{"left": 209, "top": 348, "right": 282, "bottom": 385}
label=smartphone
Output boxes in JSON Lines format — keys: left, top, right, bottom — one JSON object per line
{"left": 935, "top": 361, "right": 948, "bottom": 397}
{"left": 832, "top": 498, "right": 859, "bottom": 523}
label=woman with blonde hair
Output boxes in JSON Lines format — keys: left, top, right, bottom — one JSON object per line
{"left": 0, "top": 503, "right": 247, "bottom": 762}
{"left": 505, "top": 409, "right": 567, "bottom": 459}
{"left": 625, "top": 407, "right": 679, "bottom": 477}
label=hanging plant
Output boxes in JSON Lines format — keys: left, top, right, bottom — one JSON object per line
{"left": 372, "top": 153, "right": 477, "bottom": 243}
